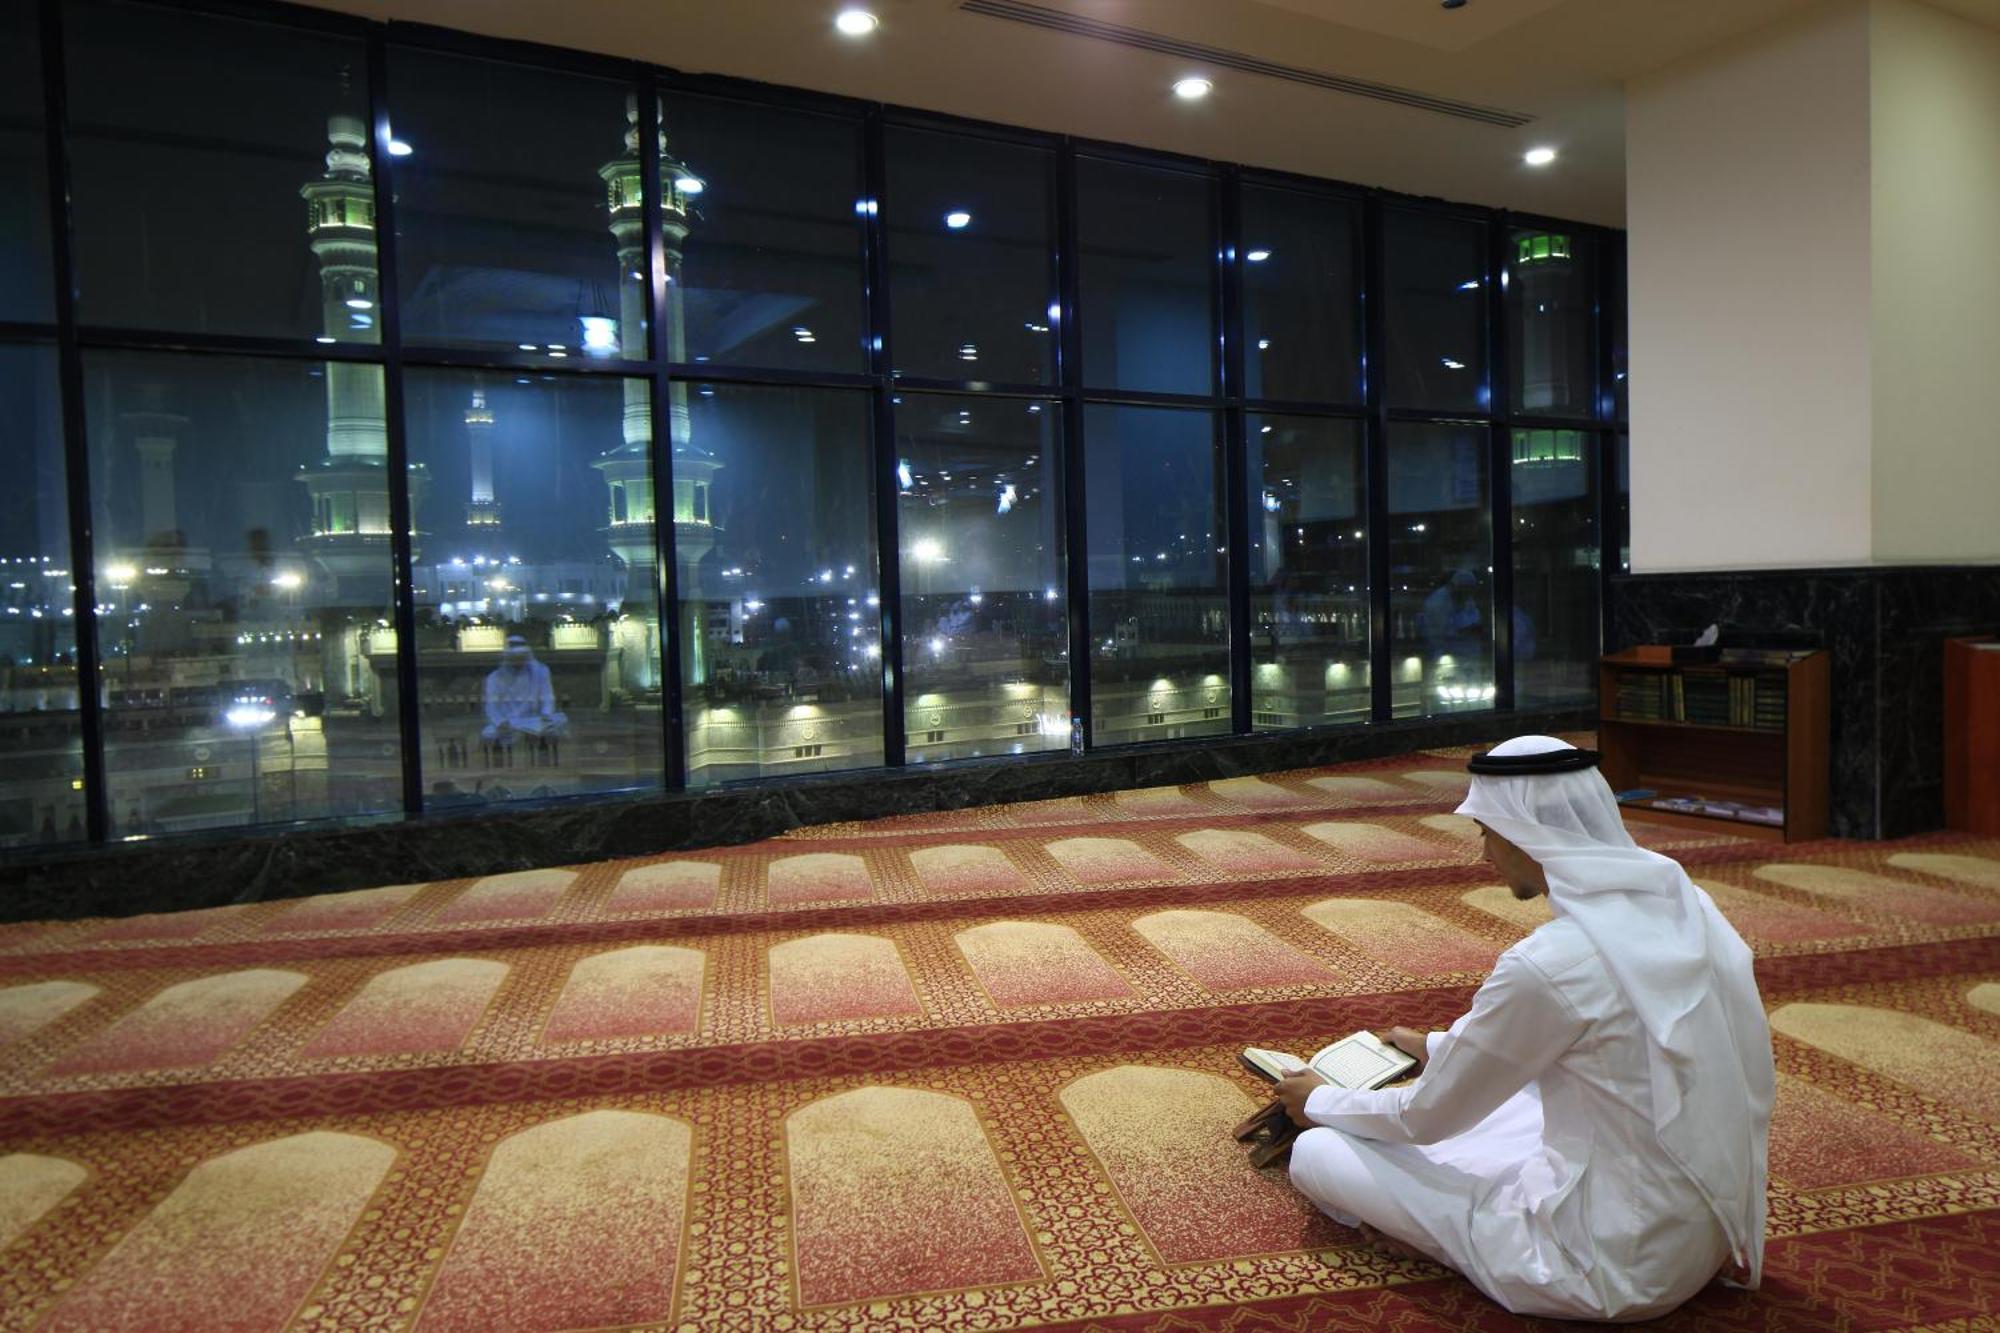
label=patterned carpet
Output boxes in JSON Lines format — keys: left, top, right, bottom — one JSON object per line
{"left": 1, "top": 742, "right": 1998, "bottom": 1330}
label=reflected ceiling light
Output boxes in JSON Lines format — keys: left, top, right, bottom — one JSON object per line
{"left": 897, "top": 460, "right": 914, "bottom": 490}
{"left": 1173, "top": 76, "right": 1213, "bottom": 100}
{"left": 1260, "top": 425, "right": 1272, "bottom": 433}
{"left": 1458, "top": 279, "right": 1481, "bottom": 290}
{"left": 1257, "top": 338, "right": 1270, "bottom": 351}
{"left": 1245, "top": 249, "right": 1271, "bottom": 262}
{"left": 1523, "top": 146, "right": 1558, "bottom": 167}
{"left": 794, "top": 326, "right": 817, "bottom": 343}
{"left": 387, "top": 139, "right": 414, "bottom": 157}
{"left": 579, "top": 316, "right": 619, "bottom": 354}
{"left": 835, "top": 8, "right": 879, "bottom": 36}
{"left": 1441, "top": 357, "right": 1466, "bottom": 369}
{"left": 315, "top": 336, "right": 336, "bottom": 345}
{"left": 344, "top": 296, "right": 373, "bottom": 310}
{"left": 945, "top": 210, "right": 972, "bottom": 229}
{"left": 675, "top": 175, "right": 704, "bottom": 194}
{"left": 912, "top": 538, "right": 947, "bottom": 564}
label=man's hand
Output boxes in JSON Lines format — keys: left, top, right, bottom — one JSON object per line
{"left": 1275, "top": 1069, "right": 1326, "bottom": 1129}
{"left": 1377, "top": 1026, "right": 1430, "bottom": 1073}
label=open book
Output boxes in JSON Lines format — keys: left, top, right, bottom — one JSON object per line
{"left": 1239, "top": 1031, "right": 1419, "bottom": 1091}
{"left": 1232, "top": 1032, "right": 1420, "bottom": 1169}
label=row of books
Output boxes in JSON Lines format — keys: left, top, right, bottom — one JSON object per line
{"left": 1612, "top": 670, "right": 1786, "bottom": 729}
{"left": 1643, "top": 794, "right": 1785, "bottom": 827}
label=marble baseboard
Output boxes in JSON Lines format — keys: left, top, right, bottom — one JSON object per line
{"left": 1, "top": 706, "right": 1593, "bottom": 924}
{"left": 1610, "top": 565, "right": 2000, "bottom": 840}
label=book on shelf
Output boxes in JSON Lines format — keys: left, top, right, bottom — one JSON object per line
{"left": 1643, "top": 795, "right": 1784, "bottom": 826}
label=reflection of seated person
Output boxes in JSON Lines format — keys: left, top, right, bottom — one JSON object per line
{"left": 482, "top": 635, "right": 568, "bottom": 748}
{"left": 1422, "top": 567, "right": 1487, "bottom": 659}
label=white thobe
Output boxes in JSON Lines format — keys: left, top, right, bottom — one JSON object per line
{"left": 481, "top": 660, "right": 567, "bottom": 742}
{"left": 1290, "top": 915, "right": 1734, "bottom": 1322}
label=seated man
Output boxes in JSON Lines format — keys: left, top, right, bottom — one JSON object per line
{"left": 1277, "top": 735, "right": 1772, "bottom": 1322}
{"left": 481, "top": 634, "right": 568, "bottom": 749}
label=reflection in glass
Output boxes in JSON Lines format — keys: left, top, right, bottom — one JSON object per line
{"left": 85, "top": 352, "right": 401, "bottom": 835}
{"left": 1615, "top": 432, "right": 1631, "bottom": 574}
{"left": 680, "top": 384, "right": 881, "bottom": 784}
{"left": 404, "top": 371, "right": 661, "bottom": 803}
{"left": 1388, "top": 422, "right": 1492, "bottom": 717}
{"left": 1511, "top": 429, "right": 1598, "bottom": 707}
{"left": 666, "top": 94, "right": 866, "bottom": 373}
{"left": 896, "top": 394, "right": 1065, "bottom": 762}
{"left": 1248, "top": 415, "right": 1368, "bottom": 729}
{"left": 390, "top": 51, "right": 644, "bottom": 359}
{"left": 1240, "top": 187, "right": 1361, "bottom": 404}
{"left": 1508, "top": 229, "right": 1594, "bottom": 419}
{"left": 1384, "top": 211, "right": 1487, "bottom": 411}
{"left": 1084, "top": 404, "right": 1228, "bottom": 745}
{"left": 0, "top": 347, "right": 82, "bottom": 847}
{"left": 0, "top": 0, "right": 51, "bottom": 322}
{"left": 1609, "top": 240, "right": 1628, "bottom": 421}
{"left": 887, "top": 129, "right": 1054, "bottom": 385}
{"left": 1077, "top": 158, "right": 1213, "bottom": 395}
{"left": 66, "top": 1, "right": 375, "bottom": 342}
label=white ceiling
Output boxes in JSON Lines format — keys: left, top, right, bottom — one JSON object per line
{"left": 304, "top": 0, "right": 2000, "bottom": 226}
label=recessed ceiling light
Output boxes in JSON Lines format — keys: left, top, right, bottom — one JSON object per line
{"left": 835, "top": 8, "right": 879, "bottom": 37}
{"left": 1245, "top": 249, "right": 1271, "bottom": 263}
{"left": 675, "top": 175, "right": 704, "bottom": 195}
{"left": 1523, "top": 146, "right": 1558, "bottom": 167}
{"left": 945, "top": 210, "right": 972, "bottom": 229}
{"left": 386, "top": 139, "right": 414, "bottom": 157}
{"left": 1173, "top": 76, "right": 1213, "bottom": 101}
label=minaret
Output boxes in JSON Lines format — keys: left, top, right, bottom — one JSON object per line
{"left": 297, "top": 113, "right": 428, "bottom": 589}
{"left": 464, "top": 383, "right": 501, "bottom": 532}
{"left": 594, "top": 97, "right": 719, "bottom": 692}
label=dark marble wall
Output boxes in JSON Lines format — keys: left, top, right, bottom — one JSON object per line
{"left": 3, "top": 705, "right": 1593, "bottom": 925}
{"left": 1609, "top": 566, "right": 2000, "bottom": 839}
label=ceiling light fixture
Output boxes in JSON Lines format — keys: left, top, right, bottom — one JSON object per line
{"left": 1172, "top": 76, "right": 1213, "bottom": 101}
{"left": 945, "top": 210, "right": 972, "bottom": 229}
{"left": 1246, "top": 249, "right": 1271, "bottom": 262}
{"left": 835, "top": 8, "right": 879, "bottom": 37}
{"left": 1523, "top": 146, "right": 1557, "bottom": 167}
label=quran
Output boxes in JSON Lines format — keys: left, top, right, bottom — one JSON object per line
{"left": 1232, "top": 1032, "right": 1419, "bottom": 1168}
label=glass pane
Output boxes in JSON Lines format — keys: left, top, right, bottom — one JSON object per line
{"left": 1615, "top": 431, "right": 1630, "bottom": 574}
{"left": 1511, "top": 429, "right": 1598, "bottom": 708}
{"left": 1077, "top": 158, "right": 1213, "bottom": 395}
{"left": 67, "top": 2, "right": 375, "bottom": 343}
{"left": 665, "top": 94, "right": 866, "bottom": 372}
{"left": 680, "top": 383, "right": 881, "bottom": 784}
{"left": 1388, "top": 421, "right": 1491, "bottom": 717}
{"left": 1241, "top": 187, "right": 1360, "bottom": 404}
{"left": 1084, "top": 404, "right": 1228, "bottom": 745}
{"left": 1384, "top": 210, "right": 1486, "bottom": 411}
{"left": 390, "top": 50, "right": 642, "bottom": 361}
{"left": 404, "top": 369, "right": 661, "bottom": 803}
{"left": 1248, "top": 414, "right": 1368, "bottom": 730}
{"left": 1508, "top": 228, "right": 1594, "bottom": 419}
{"left": 1609, "top": 237, "right": 1628, "bottom": 421}
{"left": 0, "top": 0, "right": 51, "bottom": 322}
{"left": 85, "top": 351, "right": 401, "bottom": 834}
{"left": 896, "top": 393, "right": 1065, "bottom": 763}
{"left": 0, "top": 345, "right": 82, "bottom": 848}
{"left": 886, "top": 127, "right": 1054, "bottom": 385}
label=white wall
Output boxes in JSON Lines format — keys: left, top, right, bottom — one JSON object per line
{"left": 1869, "top": 0, "right": 2000, "bottom": 563}
{"left": 1626, "top": 2, "right": 1875, "bottom": 573}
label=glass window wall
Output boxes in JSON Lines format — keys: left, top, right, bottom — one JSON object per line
{"left": 886, "top": 129, "right": 1054, "bottom": 386}
{"left": 1084, "top": 404, "right": 1228, "bottom": 745}
{"left": 663, "top": 94, "right": 866, "bottom": 373}
{"left": 1247, "top": 414, "right": 1368, "bottom": 730}
{"left": 1240, "top": 187, "right": 1361, "bottom": 404}
{"left": 66, "top": 2, "right": 375, "bottom": 343}
{"left": 85, "top": 351, "right": 402, "bottom": 835}
{"left": 679, "top": 382, "right": 881, "bottom": 784}
{"left": 1384, "top": 210, "right": 1487, "bottom": 411}
{"left": 404, "top": 369, "right": 662, "bottom": 803}
{"left": 1077, "top": 158, "right": 1213, "bottom": 396}
{"left": 0, "top": 345, "right": 81, "bottom": 848}
{"left": 1510, "top": 428, "right": 1598, "bottom": 708}
{"left": 1, "top": 0, "right": 51, "bottom": 322}
{"left": 389, "top": 51, "right": 642, "bottom": 361}
{"left": 1387, "top": 421, "right": 1492, "bottom": 717}
{"left": 1507, "top": 228, "right": 1594, "bottom": 419}
{"left": 896, "top": 393, "right": 1065, "bottom": 762}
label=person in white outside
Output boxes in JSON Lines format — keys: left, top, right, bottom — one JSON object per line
{"left": 1276, "top": 734, "right": 1774, "bottom": 1322}
{"left": 481, "top": 634, "right": 568, "bottom": 750}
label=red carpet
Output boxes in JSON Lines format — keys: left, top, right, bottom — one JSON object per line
{"left": 0, "top": 740, "right": 1996, "bottom": 1329}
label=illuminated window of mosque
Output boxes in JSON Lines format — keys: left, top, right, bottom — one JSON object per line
{"left": 1515, "top": 233, "right": 1572, "bottom": 264}
{"left": 1511, "top": 428, "right": 1584, "bottom": 466}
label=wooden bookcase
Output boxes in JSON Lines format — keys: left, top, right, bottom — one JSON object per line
{"left": 1598, "top": 647, "right": 1829, "bottom": 842}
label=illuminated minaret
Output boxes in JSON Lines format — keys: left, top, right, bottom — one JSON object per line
{"left": 594, "top": 98, "right": 720, "bottom": 691}
{"left": 297, "top": 112, "right": 428, "bottom": 588}
{"left": 464, "top": 383, "right": 501, "bottom": 532}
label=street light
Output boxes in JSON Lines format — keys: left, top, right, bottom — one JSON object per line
{"left": 226, "top": 695, "right": 276, "bottom": 824}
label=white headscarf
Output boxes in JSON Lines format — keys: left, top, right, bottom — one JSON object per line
{"left": 1454, "top": 734, "right": 1774, "bottom": 1286}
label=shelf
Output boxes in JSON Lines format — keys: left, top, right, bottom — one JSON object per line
{"left": 1618, "top": 803, "right": 1788, "bottom": 843}
{"left": 1601, "top": 716, "right": 1783, "bottom": 737}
